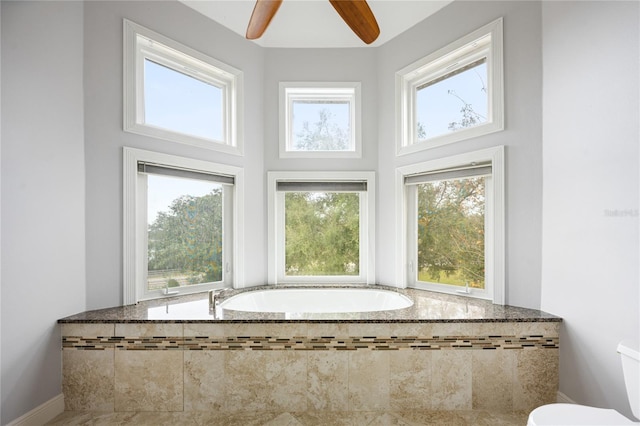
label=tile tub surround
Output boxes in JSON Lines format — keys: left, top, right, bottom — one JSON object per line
{"left": 59, "top": 288, "right": 561, "bottom": 415}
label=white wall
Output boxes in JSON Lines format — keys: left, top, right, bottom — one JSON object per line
{"left": 541, "top": 1, "right": 639, "bottom": 419}
{"left": 83, "top": 1, "right": 265, "bottom": 309}
{"left": 4, "top": 0, "right": 636, "bottom": 421}
{"left": 376, "top": 1, "right": 544, "bottom": 308}
{"left": 83, "top": 1, "right": 545, "bottom": 310}
{"left": 0, "top": 2, "right": 86, "bottom": 423}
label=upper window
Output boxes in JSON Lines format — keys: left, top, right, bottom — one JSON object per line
{"left": 124, "top": 19, "right": 243, "bottom": 155}
{"left": 279, "top": 83, "right": 361, "bottom": 158}
{"left": 397, "top": 146, "right": 505, "bottom": 303}
{"left": 268, "top": 171, "right": 375, "bottom": 284}
{"left": 396, "top": 18, "right": 503, "bottom": 155}
{"left": 123, "top": 147, "right": 244, "bottom": 304}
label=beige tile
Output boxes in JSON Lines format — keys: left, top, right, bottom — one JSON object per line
{"left": 388, "top": 323, "right": 433, "bottom": 338}
{"left": 193, "top": 411, "right": 288, "bottom": 426}
{"left": 465, "top": 410, "right": 531, "bottom": 426}
{"left": 513, "top": 348, "right": 559, "bottom": 411}
{"left": 431, "top": 323, "right": 475, "bottom": 338}
{"left": 115, "top": 323, "right": 183, "bottom": 337}
{"left": 392, "top": 410, "right": 469, "bottom": 426}
{"left": 430, "top": 350, "right": 472, "bottom": 410}
{"left": 184, "top": 351, "right": 225, "bottom": 411}
{"left": 367, "top": 412, "right": 412, "bottom": 425}
{"left": 265, "top": 351, "right": 308, "bottom": 411}
{"left": 63, "top": 349, "right": 114, "bottom": 411}
{"left": 263, "top": 412, "right": 305, "bottom": 426}
{"left": 183, "top": 323, "right": 227, "bottom": 337}
{"left": 472, "top": 322, "right": 516, "bottom": 337}
{"left": 84, "top": 412, "right": 140, "bottom": 425}
{"left": 224, "top": 323, "right": 307, "bottom": 337}
{"left": 224, "top": 350, "right": 269, "bottom": 412}
{"left": 390, "top": 350, "right": 432, "bottom": 410}
{"left": 307, "top": 322, "right": 349, "bottom": 338}
{"left": 347, "top": 323, "right": 391, "bottom": 337}
{"left": 291, "top": 411, "right": 380, "bottom": 425}
{"left": 307, "top": 351, "right": 349, "bottom": 411}
{"left": 114, "top": 350, "right": 183, "bottom": 411}
{"left": 45, "top": 411, "right": 95, "bottom": 425}
{"left": 48, "top": 410, "right": 531, "bottom": 426}
{"left": 128, "top": 411, "right": 197, "bottom": 425}
{"left": 472, "top": 349, "right": 514, "bottom": 411}
{"left": 61, "top": 323, "right": 115, "bottom": 337}
{"left": 219, "top": 349, "right": 305, "bottom": 413}
{"left": 514, "top": 321, "right": 560, "bottom": 338}
{"left": 348, "top": 350, "right": 390, "bottom": 411}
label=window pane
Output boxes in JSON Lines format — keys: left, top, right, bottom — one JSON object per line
{"left": 291, "top": 101, "right": 351, "bottom": 151}
{"left": 144, "top": 59, "right": 223, "bottom": 141}
{"left": 147, "top": 174, "right": 223, "bottom": 291}
{"left": 285, "top": 192, "right": 359, "bottom": 276}
{"left": 417, "top": 177, "right": 485, "bottom": 289}
{"left": 416, "top": 60, "right": 488, "bottom": 140}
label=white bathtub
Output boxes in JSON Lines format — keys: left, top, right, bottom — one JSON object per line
{"left": 218, "top": 288, "right": 413, "bottom": 313}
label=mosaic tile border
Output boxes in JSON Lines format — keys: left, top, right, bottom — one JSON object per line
{"left": 62, "top": 335, "right": 559, "bottom": 351}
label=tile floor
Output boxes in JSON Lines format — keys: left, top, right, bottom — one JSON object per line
{"left": 47, "top": 410, "right": 531, "bottom": 425}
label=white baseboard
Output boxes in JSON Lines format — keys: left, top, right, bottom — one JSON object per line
{"left": 557, "top": 391, "right": 576, "bottom": 404}
{"left": 6, "top": 394, "right": 64, "bottom": 426}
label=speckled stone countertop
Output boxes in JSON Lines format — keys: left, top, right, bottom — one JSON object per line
{"left": 58, "top": 285, "right": 561, "bottom": 323}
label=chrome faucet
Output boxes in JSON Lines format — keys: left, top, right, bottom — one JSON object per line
{"left": 209, "top": 288, "right": 232, "bottom": 309}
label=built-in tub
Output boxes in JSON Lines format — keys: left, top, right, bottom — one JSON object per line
{"left": 58, "top": 285, "right": 562, "bottom": 415}
{"left": 219, "top": 288, "right": 413, "bottom": 313}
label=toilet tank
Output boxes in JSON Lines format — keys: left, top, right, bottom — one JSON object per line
{"left": 618, "top": 340, "right": 639, "bottom": 420}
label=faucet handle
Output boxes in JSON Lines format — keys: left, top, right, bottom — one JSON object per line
{"left": 209, "top": 287, "right": 232, "bottom": 307}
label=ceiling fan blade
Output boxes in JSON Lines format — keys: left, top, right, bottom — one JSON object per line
{"left": 246, "top": 0, "right": 283, "bottom": 40}
{"left": 329, "top": 0, "right": 380, "bottom": 45}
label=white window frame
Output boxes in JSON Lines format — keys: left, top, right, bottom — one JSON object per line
{"left": 268, "top": 171, "right": 375, "bottom": 284}
{"left": 395, "top": 146, "right": 505, "bottom": 304}
{"left": 279, "top": 82, "right": 362, "bottom": 159}
{"left": 123, "top": 147, "right": 244, "bottom": 304}
{"left": 396, "top": 18, "right": 504, "bottom": 155}
{"left": 123, "top": 19, "right": 244, "bottom": 155}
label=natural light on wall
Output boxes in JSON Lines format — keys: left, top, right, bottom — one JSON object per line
{"left": 396, "top": 18, "right": 503, "bottom": 154}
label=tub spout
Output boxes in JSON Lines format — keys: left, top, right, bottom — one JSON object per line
{"left": 209, "top": 288, "right": 232, "bottom": 309}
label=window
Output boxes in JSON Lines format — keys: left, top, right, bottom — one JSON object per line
{"left": 279, "top": 83, "right": 361, "bottom": 158}
{"left": 123, "top": 147, "right": 244, "bottom": 304}
{"left": 396, "top": 146, "right": 504, "bottom": 303}
{"left": 124, "top": 19, "right": 243, "bottom": 155}
{"left": 396, "top": 18, "right": 503, "bottom": 155}
{"left": 268, "top": 171, "right": 375, "bottom": 284}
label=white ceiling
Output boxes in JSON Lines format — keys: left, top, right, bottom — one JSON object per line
{"left": 180, "top": 0, "right": 453, "bottom": 48}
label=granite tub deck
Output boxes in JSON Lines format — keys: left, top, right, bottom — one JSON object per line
{"left": 58, "top": 286, "right": 561, "bottom": 418}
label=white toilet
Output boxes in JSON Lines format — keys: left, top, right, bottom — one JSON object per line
{"left": 528, "top": 340, "right": 639, "bottom": 425}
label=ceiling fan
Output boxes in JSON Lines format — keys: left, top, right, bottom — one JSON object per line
{"left": 246, "top": 0, "right": 380, "bottom": 45}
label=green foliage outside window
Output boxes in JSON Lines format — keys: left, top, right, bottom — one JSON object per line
{"left": 417, "top": 177, "right": 485, "bottom": 288}
{"left": 147, "top": 188, "right": 223, "bottom": 289}
{"left": 285, "top": 192, "right": 360, "bottom": 276}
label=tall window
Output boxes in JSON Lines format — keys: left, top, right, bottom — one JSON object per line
{"left": 398, "top": 146, "right": 504, "bottom": 303}
{"left": 123, "top": 148, "right": 243, "bottom": 304}
{"left": 268, "top": 172, "right": 375, "bottom": 284}
{"left": 396, "top": 18, "right": 503, "bottom": 154}
{"left": 279, "top": 83, "right": 361, "bottom": 158}
{"left": 124, "top": 19, "right": 243, "bottom": 155}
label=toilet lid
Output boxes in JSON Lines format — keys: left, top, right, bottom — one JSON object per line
{"left": 528, "top": 403, "right": 637, "bottom": 425}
